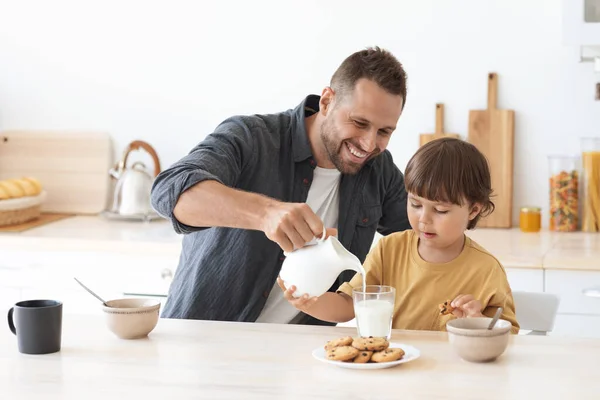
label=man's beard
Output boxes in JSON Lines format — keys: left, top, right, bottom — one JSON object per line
{"left": 319, "top": 118, "right": 377, "bottom": 175}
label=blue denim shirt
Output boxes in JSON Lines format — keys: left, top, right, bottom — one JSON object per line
{"left": 151, "top": 95, "right": 410, "bottom": 325}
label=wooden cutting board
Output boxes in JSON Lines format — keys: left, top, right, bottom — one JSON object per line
{"left": 0, "top": 213, "right": 73, "bottom": 232}
{"left": 419, "top": 103, "right": 460, "bottom": 147}
{"left": 0, "top": 130, "right": 113, "bottom": 214}
{"left": 468, "top": 73, "right": 515, "bottom": 228}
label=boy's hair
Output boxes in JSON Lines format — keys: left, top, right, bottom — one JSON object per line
{"left": 330, "top": 46, "right": 408, "bottom": 110}
{"left": 404, "top": 138, "right": 494, "bottom": 229}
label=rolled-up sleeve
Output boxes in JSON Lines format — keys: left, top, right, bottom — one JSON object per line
{"left": 150, "top": 118, "right": 257, "bottom": 234}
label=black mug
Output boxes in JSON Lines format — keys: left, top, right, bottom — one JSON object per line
{"left": 7, "top": 299, "right": 63, "bottom": 355}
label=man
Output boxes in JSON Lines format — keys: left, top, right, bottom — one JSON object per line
{"left": 150, "top": 46, "right": 411, "bottom": 326}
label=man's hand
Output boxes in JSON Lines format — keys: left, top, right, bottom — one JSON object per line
{"left": 261, "top": 201, "right": 335, "bottom": 252}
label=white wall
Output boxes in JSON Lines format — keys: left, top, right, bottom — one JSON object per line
{"left": 0, "top": 0, "right": 599, "bottom": 227}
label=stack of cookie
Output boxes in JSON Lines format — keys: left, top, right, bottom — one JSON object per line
{"left": 324, "top": 336, "right": 405, "bottom": 363}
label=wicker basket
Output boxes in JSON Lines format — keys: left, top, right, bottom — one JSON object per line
{"left": 0, "top": 191, "right": 47, "bottom": 227}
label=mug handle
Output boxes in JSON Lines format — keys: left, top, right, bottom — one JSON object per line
{"left": 7, "top": 307, "right": 16, "bottom": 335}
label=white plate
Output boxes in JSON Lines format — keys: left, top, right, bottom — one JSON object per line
{"left": 312, "top": 342, "right": 420, "bottom": 370}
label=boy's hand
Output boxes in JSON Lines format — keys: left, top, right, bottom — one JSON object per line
{"left": 451, "top": 294, "right": 484, "bottom": 318}
{"left": 277, "top": 277, "right": 319, "bottom": 312}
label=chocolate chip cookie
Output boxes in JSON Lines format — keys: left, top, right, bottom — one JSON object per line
{"left": 326, "top": 345, "right": 360, "bottom": 361}
{"left": 351, "top": 336, "right": 389, "bottom": 351}
{"left": 371, "top": 348, "right": 405, "bottom": 363}
{"left": 439, "top": 299, "right": 455, "bottom": 315}
{"left": 352, "top": 350, "right": 373, "bottom": 363}
{"left": 324, "top": 336, "right": 353, "bottom": 351}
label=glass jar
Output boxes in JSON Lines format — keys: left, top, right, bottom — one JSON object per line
{"left": 581, "top": 138, "right": 600, "bottom": 232}
{"left": 548, "top": 155, "right": 579, "bottom": 232}
{"left": 519, "top": 206, "right": 541, "bottom": 233}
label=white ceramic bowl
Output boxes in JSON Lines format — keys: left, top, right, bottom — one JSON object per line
{"left": 102, "top": 298, "right": 161, "bottom": 339}
{"left": 446, "top": 318, "right": 512, "bottom": 363}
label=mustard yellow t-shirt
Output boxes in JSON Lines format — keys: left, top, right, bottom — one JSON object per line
{"left": 337, "top": 230, "right": 520, "bottom": 334}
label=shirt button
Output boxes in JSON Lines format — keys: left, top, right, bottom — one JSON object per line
{"left": 362, "top": 218, "right": 369, "bottom": 223}
{"left": 263, "top": 291, "right": 269, "bottom": 298}
{"left": 302, "top": 178, "right": 309, "bottom": 185}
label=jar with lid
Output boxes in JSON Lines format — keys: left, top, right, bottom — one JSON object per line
{"left": 548, "top": 155, "right": 579, "bottom": 232}
{"left": 519, "top": 206, "right": 541, "bottom": 233}
{"left": 581, "top": 138, "right": 600, "bottom": 232}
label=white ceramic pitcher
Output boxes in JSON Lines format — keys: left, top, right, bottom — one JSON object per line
{"left": 279, "top": 227, "right": 364, "bottom": 298}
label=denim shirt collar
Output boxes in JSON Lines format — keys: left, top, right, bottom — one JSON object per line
{"left": 291, "top": 94, "right": 320, "bottom": 163}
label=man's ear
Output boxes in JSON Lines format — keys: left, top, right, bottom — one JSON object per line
{"left": 319, "top": 87, "right": 335, "bottom": 116}
{"left": 469, "top": 203, "right": 482, "bottom": 220}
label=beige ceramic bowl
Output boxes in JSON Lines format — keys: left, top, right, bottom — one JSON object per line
{"left": 446, "top": 317, "right": 512, "bottom": 363}
{"left": 102, "top": 298, "right": 161, "bottom": 339}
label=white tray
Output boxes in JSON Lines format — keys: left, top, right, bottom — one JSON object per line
{"left": 101, "top": 210, "right": 163, "bottom": 222}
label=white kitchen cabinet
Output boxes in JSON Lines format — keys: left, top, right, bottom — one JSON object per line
{"left": 0, "top": 248, "right": 178, "bottom": 316}
{"left": 563, "top": 0, "right": 600, "bottom": 46}
{"left": 0, "top": 287, "right": 21, "bottom": 309}
{"left": 1, "top": 254, "right": 28, "bottom": 309}
{"left": 20, "top": 287, "right": 103, "bottom": 315}
{"left": 545, "top": 270, "right": 600, "bottom": 315}
{"left": 545, "top": 270, "right": 600, "bottom": 337}
{"left": 551, "top": 314, "right": 600, "bottom": 338}
{"left": 0, "top": 266, "right": 21, "bottom": 289}
{"left": 505, "top": 268, "right": 544, "bottom": 293}
{"left": 114, "top": 254, "right": 176, "bottom": 298}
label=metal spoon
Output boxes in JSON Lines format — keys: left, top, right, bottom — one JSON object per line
{"left": 74, "top": 277, "right": 109, "bottom": 306}
{"left": 487, "top": 307, "right": 503, "bottom": 330}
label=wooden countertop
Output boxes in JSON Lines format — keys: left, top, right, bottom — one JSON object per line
{"left": 466, "top": 228, "right": 554, "bottom": 269}
{"left": 0, "top": 215, "right": 182, "bottom": 255}
{"left": 466, "top": 229, "right": 600, "bottom": 271}
{"left": 1, "top": 314, "right": 599, "bottom": 399}
{"left": 0, "top": 215, "right": 599, "bottom": 271}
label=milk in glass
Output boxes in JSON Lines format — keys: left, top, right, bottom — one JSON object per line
{"left": 354, "top": 299, "right": 394, "bottom": 338}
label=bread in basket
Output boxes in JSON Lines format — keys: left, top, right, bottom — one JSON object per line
{"left": 0, "top": 177, "right": 46, "bottom": 227}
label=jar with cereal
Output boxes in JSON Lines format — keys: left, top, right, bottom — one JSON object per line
{"left": 548, "top": 155, "right": 579, "bottom": 232}
{"left": 581, "top": 137, "right": 600, "bottom": 232}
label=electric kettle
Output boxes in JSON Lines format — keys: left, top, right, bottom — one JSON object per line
{"left": 108, "top": 140, "right": 161, "bottom": 217}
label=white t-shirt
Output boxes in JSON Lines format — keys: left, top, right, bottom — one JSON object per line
{"left": 255, "top": 167, "right": 342, "bottom": 323}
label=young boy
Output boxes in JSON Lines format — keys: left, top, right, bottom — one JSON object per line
{"left": 278, "top": 137, "right": 520, "bottom": 334}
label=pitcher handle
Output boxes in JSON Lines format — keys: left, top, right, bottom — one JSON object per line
{"left": 283, "top": 225, "right": 328, "bottom": 256}
{"left": 316, "top": 225, "right": 328, "bottom": 243}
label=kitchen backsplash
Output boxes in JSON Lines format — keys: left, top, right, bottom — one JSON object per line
{"left": 0, "top": 0, "right": 599, "bottom": 228}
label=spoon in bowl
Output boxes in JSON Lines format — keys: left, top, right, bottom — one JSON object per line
{"left": 74, "top": 277, "right": 109, "bottom": 306}
{"left": 487, "top": 307, "right": 503, "bottom": 330}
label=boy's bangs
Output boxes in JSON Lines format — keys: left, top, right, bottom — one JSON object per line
{"left": 405, "top": 158, "right": 465, "bottom": 206}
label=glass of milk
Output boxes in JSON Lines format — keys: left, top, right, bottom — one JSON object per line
{"left": 352, "top": 285, "right": 396, "bottom": 339}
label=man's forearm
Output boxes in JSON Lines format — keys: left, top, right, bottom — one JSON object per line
{"left": 173, "top": 180, "right": 272, "bottom": 230}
